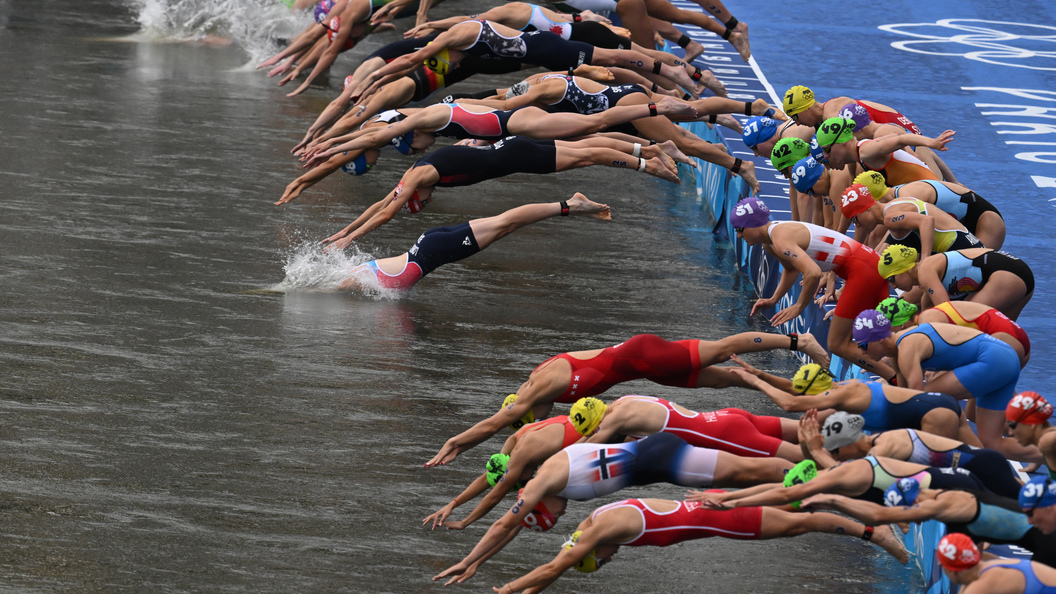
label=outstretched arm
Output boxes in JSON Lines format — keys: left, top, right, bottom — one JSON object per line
{"left": 767, "top": 245, "right": 823, "bottom": 326}
{"left": 729, "top": 368, "right": 841, "bottom": 413}
{"left": 424, "top": 474, "right": 492, "bottom": 529}
{"left": 860, "top": 131, "right": 956, "bottom": 168}
{"left": 425, "top": 393, "right": 536, "bottom": 467}
{"left": 434, "top": 487, "right": 548, "bottom": 582}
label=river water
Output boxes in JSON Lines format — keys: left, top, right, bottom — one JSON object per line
{"left": 0, "top": 1, "right": 919, "bottom": 591}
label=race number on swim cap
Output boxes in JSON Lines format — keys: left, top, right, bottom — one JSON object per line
{"left": 792, "top": 363, "right": 832, "bottom": 395}
{"left": 877, "top": 297, "right": 918, "bottom": 327}
{"left": 884, "top": 477, "right": 921, "bottom": 507}
{"left": 729, "top": 197, "right": 771, "bottom": 229}
{"left": 424, "top": 46, "right": 452, "bottom": 76}
{"left": 877, "top": 245, "right": 919, "bottom": 279}
{"left": 852, "top": 310, "right": 892, "bottom": 344}
{"left": 502, "top": 394, "right": 535, "bottom": 430}
{"left": 1006, "top": 391, "right": 1054, "bottom": 425}
{"left": 839, "top": 183, "right": 875, "bottom": 219}
{"left": 1020, "top": 476, "right": 1056, "bottom": 510}
{"left": 742, "top": 116, "right": 778, "bottom": 148}
{"left": 570, "top": 397, "right": 607, "bottom": 436}
{"left": 790, "top": 156, "right": 824, "bottom": 193}
{"left": 782, "top": 85, "right": 815, "bottom": 116}
{"left": 816, "top": 117, "right": 855, "bottom": 149}
{"left": 519, "top": 489, "right": 558, "bottom": 532}
{"left": 486, "top": 453, "right": 511, "bottom": 487}
{"left": 809, "top": 135, "right": 827, "bottom": 163}
{"left": 936, "top": 533, "right": 980, "bottom": 572}
{"left": 340, "top": 152, "right": 372, "bottom": 176}
{"left": 770, "top": 137, "right": 810, "bottom": 171}
{"left": 854, "top": 170, "right": 889, "bottom": 200}
{"left": 822, "top": 411, "right": 866, "bottom": 450}
{"left": 838, "top": 102, "right": 871, "bottom": 132}
{"left": 783, "top": 459, "right": 817, "bottom": 509}
{"left": 391, "top": 131, "right": 416, "bottom": 155}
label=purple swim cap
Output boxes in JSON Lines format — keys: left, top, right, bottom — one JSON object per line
{"left": 838, "top": 103, "right": 871, "bottom": 132}
{"left": 314, "top": 0, "right": 335, "bottom": 24}
{"left": 853, "top": 309, "right": 892, "bottom": 344}
{"left": 730, "top": 197, "right": 771, "bottom": 229}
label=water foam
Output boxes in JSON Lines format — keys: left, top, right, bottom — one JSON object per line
{"left": 275, "top": 242, "right": 402, "bottom": 299}
{"left": 125, "top": 0, "right": 310, "bottom": 58}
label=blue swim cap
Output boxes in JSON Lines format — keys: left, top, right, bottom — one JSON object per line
{"left": 884, "top": 477, "right": 921, "bottom": 507}
{"left": 742, "top": 116, "right": 778, "bottom": 148}
{"left": 1020, "top": 476, "right": 1056, "bottom": 510}
{"left": 391, "top": 131, "right": 415, "bottom": 155}
{"left": 809, "top": 135, "right": 827, "bottom": 164}
{"left": 340, "top": 152, "right": 372, "bottom": 176}
{"left": 790, "top": 156, "right": 824, "bottom": 193}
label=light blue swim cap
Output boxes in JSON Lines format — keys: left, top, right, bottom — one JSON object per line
{"left": 340, "top": 152, "right": 372, "bottom": 176}
{"left": 790, "top": 156, "right": 824, "bottom": 193}
{"left": 742, "top": 116, "right": 778, "bottom": 148}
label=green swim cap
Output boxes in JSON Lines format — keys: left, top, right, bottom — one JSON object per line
{"left": 770, "top": 137, "right": 810, "bottom": 171}
{"left": 486, "top": 453, "right": 510, "bottom": 487}
{"left": 816, "top": 117, "right": 856, "bottom": 149}
{"left": 784, "top": 459, "right": 818, "bottom": 509}
{"left": 878, "top": 297, "right": 919, "bottom": 327}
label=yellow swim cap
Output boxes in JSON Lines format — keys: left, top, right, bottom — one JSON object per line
{"left": 855, "top": 170, "right": 890, "bottom": 200}
{"left": 570, "top": 397, "right": 607, "bottom": 436}
{"left": 792, "top": 364, "right": 833, "bottom": 395}
{"left": 783, "top": 85, "right": 816, "bottom": 116}
{"left": 563, "top": 530, "right": 605, "bottom": 573}
{"left": 878, "top": 245, "right": 919, "bottom": 279}
{"left": 502, "top": 394, "right": 535, "bottom": 430}
{"left": 424, "top": 46, "right": 451, "bottom": 76}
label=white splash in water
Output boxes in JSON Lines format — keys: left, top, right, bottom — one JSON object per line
{"left": 124, "top": 0, "right": 311, "bottom": 58}
{"left": 275, "top": 242, "right": 402, "bottom": 299}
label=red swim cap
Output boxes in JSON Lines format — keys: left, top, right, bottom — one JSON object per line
{"left": 518, "top": 489, "right": 558, "bottom": 532}
{"left": 1006, "top": 391, "right": 1053, "bottom": 425}
{"left": 936, "top": 533, "right": 980, "bottom": 572}
{"left": 840, "top": 183, "right": 875, "bottom": 219}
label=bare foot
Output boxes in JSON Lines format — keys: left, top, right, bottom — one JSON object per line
{"left": 655, "top": 139, "right": 696, "bottom": 168}
{"left": 729, "top": 29, "right": 751, "bottom": 63}
{"left": 796, "top": 332, "right": 831, "bottom": 367}
{"left": 750, "top": 98, "right": 783, "bottom": 119}
{"left": 734, "top": 159, "right": 760, "bottom": 194}
{"left": 684, "top": 40, "right": 705, "bottom": 62}
{"left": 656, "top": 96, "right": 697, "bottom": 120}
{"left": 642, "top": 146, "right": 678, "bottom": 176}
{"left": 695, "top": 69, "right": 727, "bottom": 97}
{"left": 579, "top": 10, "right": 611, "bottom": 24}
{"left": 666, "top": 67, "right": 700, "bottom": 99}
{"left": 716, "top": 114, "right": 742, "bottom": 133}
{"left": 565, "top": 192, "right": 612, "bottom": 220}
{"left": 871, "top": 525, "right": 909, "bottom": 565}
{"left": 643, "top": 157, "right": 681, "bottom": 183}
{"left": 573, "top": 64, "right": 614, "bottom": 82}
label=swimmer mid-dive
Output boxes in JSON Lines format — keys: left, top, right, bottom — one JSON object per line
{"left": 338, "top": 193, "right": 610, "bottom": 292}
{"left": 425, "top": 330, "right": 829, "bottom": 467}
{"left": 489, "top": 497, "right": 905, "bottom": 592}
{"left": 318, "top": 135, "right": 681, "bottom": 246}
